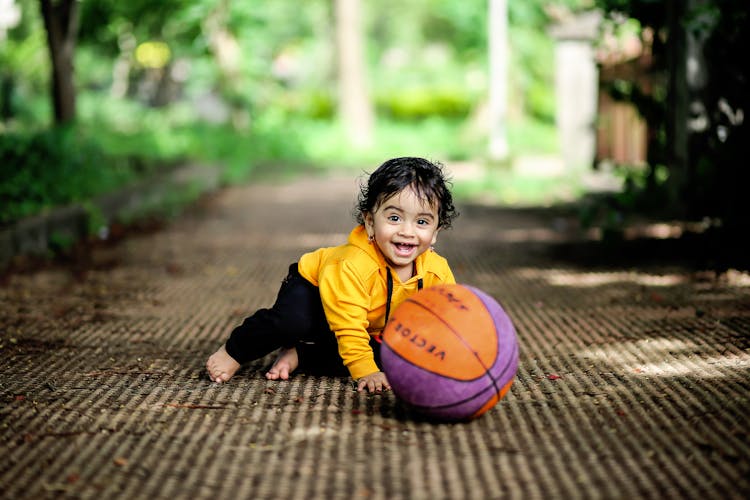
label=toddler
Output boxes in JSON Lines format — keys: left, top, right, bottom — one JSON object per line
{"left": 206, "top": 157, "right": 458, "bottom": 392}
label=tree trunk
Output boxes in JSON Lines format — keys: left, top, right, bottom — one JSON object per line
{"left": 39, "top": 0, "right": 79, "bottom": 125}
{"left": 334, "top": 0, "right": 373, "bottom": 148}
{"left": 664, "top": 0, "right": 689, "bottom": 213}
{"left": 487, "top": 0, "right": 509, "bottom": 162}
{"left": 0, "top": 75, "right": 14, "bottom": 122}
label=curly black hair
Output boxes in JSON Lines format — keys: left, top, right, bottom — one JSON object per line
{"left": 355, "top": 157, "right": 458, "bottom": 229}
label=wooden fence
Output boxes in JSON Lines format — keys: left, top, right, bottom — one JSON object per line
{"left": 595, "top": 53, "right": 652, "bottom": 166}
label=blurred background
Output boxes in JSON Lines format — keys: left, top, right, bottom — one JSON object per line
{"left": 0, "top": 0, "right": 747, "bottom": 264}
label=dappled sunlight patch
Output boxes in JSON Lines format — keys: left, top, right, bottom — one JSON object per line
{"left": 722, "top": 269, "right": 750, "bottom": 287}
{"left": 498, "top": 227, "right": 572, "bottom": 243}
{"left": 290, "top": 426, "right": 342, "bottom": 441}
{"left": 621, "top": 220, "right": 716, "bottom": 240}
{"left": 633, "top": 355, "right": 750, "bottom": 378}
{"left": 575, "top": 338, "right": 699, "bottom": 365}
{"left": 515, "top": 267, "right": 687, "bottom": 287}
{"left": 576, "top": 337, "right": 750, "bottom": 379}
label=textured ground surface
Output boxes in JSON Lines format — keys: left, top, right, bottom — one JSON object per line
{"left": 1, "top": 171, "right": 749, "bottom": 499}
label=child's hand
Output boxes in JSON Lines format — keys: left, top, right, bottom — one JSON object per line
{"left": 356, "top": 371, "right": 391, "bottom": 393}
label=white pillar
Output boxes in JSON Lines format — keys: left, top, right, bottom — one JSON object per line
{"left": 549, "top": 11, "right": 601, "bottom": 171}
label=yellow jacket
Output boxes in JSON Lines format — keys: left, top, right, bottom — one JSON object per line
{"left": 297, "top": 225, "right": 455, "bottom": 379}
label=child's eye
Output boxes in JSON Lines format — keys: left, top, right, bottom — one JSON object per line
{"left": 417, "top": 219, "right": 431, "bottom": 225}
{"left": 387, "top": 215, "right": 400, "bottom": 222}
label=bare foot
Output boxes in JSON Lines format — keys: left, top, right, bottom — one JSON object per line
{"left": 206, "top": 344, "right": 241, "bottom": 383}
{"left": 265, "top": 347, "right": 298, "bottom": 380}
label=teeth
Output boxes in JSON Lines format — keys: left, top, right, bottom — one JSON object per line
{"left": 394, "top": 243, "right": 414, "bottom": 255}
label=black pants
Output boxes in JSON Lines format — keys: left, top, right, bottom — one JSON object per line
{"left": 225, "top": 263, "right": 380, "bottom": 376}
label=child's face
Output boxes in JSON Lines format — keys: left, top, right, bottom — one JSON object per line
{"left": 365, "top": 186, "right": 440, "bottom": 280}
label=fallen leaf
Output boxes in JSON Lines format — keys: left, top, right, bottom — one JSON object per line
{"left": 546, "top": 374, "right": 561, "bottom": 380}
{"left": 113, "top": 457, "right": 128, "bottom": 467}
{"left": 165, "top": 263, "right": 184, "bottom": 275}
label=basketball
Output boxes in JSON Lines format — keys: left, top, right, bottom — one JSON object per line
{"left": 380, "top": 284, "right": 519, "bottom": 421}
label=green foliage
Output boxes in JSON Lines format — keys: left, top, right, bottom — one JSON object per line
{"left": 78, "top": 0, "right": 200, "bottom": 52}
{"left": 376, "top": 87, "right": 475, "bottom": 121}
{"left": 507, "top": 118, "right": 560, "bottom": 155}
{"left": 507, "top": 23, "right": 557, "bottom": 122}
{"left": 0, "top": 127, "right": 143, "bottom": 225}
{"left": 0, "top": 1, "right": 49, "bottom": 122}
{"left": 525, "top": 82, "right": 557, "bottom": 123}
{"left": 76, "top": 46, "right": 116, "bottom": 91}
{"left": 48, "top": 230, "right": 76, "bottom": 253}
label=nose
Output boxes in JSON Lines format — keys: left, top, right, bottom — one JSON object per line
{"left": 398, "top": 221, "right": 416, "bottom": 237}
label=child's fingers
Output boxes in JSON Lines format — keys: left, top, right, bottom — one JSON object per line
{"left": 357, "top": 378, "right": 378, "bottom": 393}
{"left": 356, "top": 374, "right": 391, "bottom": 393}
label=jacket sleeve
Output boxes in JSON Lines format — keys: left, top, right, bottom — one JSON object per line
{"left": 318, "top": 259, "right": 380, "bottom": 379}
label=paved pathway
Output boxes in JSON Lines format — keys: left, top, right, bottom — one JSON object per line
{"left": 1, "top": 171, "right": 749, "bottom": 499}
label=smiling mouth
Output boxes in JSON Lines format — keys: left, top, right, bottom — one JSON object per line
{"left": 393, "top": 242, "right": 416, "bottom": 256}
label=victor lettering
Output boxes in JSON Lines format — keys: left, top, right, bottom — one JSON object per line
{"left": 390, "top": 320, "right": 447, "bottom": 361}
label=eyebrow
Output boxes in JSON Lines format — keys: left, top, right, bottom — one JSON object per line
{"left": 383, "top": 205, "right": 436, "bottom": 218}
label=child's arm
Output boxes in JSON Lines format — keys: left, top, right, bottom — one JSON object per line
{"left": 318, "top": 261, "right": 382, "bottom": 386}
